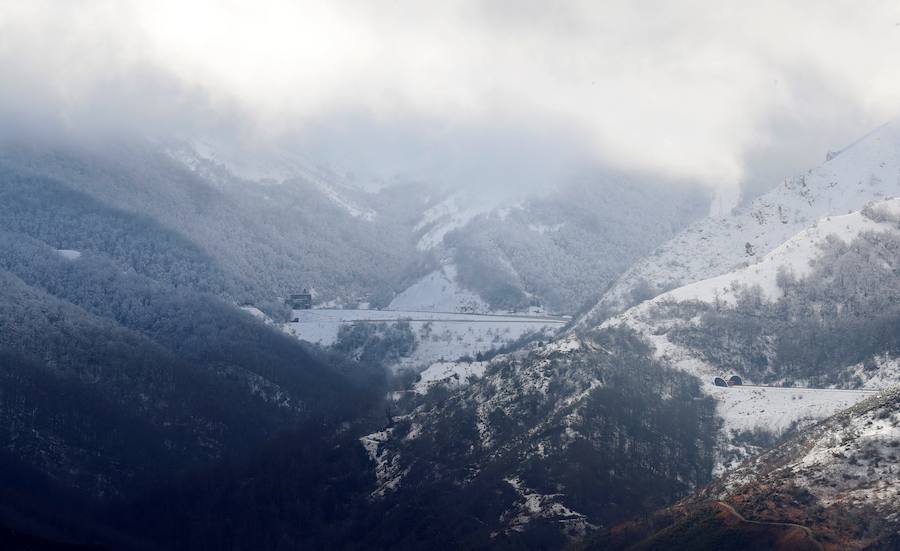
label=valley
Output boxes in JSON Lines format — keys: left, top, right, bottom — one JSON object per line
{"left": 3, "top": 120, "right": 900, "bottom": 549}
{"left": 1, "top": 10, "right": 899, "bottom": 547}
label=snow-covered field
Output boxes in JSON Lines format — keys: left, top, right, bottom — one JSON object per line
{"left": 710, "top": 384, "right": 878, "bottom": 435}
{"left": 284, "top": 308, "right": 565, "bottom": 369}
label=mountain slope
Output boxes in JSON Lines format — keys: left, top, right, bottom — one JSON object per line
{"left": 0, "top": 140, "right": 432, "bottom": 311}
{"left": 582, "top": 120, "right": 900, "bottom": 325}
{"left": 350, "top": 195, "right": 900, "bottom": 547}
{"left": 1, "top": 137, "right": 708, "bottom": 316}
{"left": 0, "top": 226, "right": 385, "bottom": 546}
{"left": 444, "top": 178, "right": 708, "bottom": 313}
{"left": 604, "top": 196, "right": 900, "bottom": 377}
{"left": 591, "top": 386, "right": 900, "bottom": 550}
{"left": 593, "top": 197, "right": 900, "bottom": 469}
{"left": 357, "top": 329, "right": 719, "bottom": 549}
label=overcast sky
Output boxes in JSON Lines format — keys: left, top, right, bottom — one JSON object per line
{"left": 1, "top": 0, "right": 899, "bottom": 197}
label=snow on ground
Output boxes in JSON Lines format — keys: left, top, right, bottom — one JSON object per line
{"left": 413, "top": 360, "right": 489, "bottom": 394}
{"left": 388, "top": 264, "right": 490, "bottom": 313}
{"left": 844, "top": 354, "right": 900, "bottom": 389}
{"left": 606, "top": 301, "right": 886, "bottom": 470}
{"left": 283, "top": 308, "right": 565, "bottom": 370}
{"left": 55, "top": 249, "right": 82, "bottom": 260}
{"left": 584, "top": 119, "right": 900, "bottom": 323}
{"left": 717, "top": 387, "right": 900, "bottom": 523}
{"left": 414, "top": 194, "right": 493, "bottom": 250}
{"left": 664, "top": 201, "right": 900, "bottom": 306}
{"left": 527, "top": 222, "right": 564, "bottom": 235}
{"left": 359, "top": 428, "right": 408, "bottom": 497}
{"left": 239, "top": 305, "right": 275, "bottom": 325}
{"left": 168, "top": 139, "right": 376, "bottom": 220}
{"left": 602, "top": 198, "right": 900, "bottom": 380}
{"left": 295, "top": 163, "right": 377, "bottom": 221}
{"left": 597, "top": 202, "right": 897, "bottom": 461}
{"left": 789, "top": 389, "right": 900, "bottom": 515}
{"left": 710, "top": 385, "right": 878, "bottom": 435}
{"left": 498, "top": 477, "right": 596, "bottom": 538}
{"left": 601, "top": 309, "right": 716, "bottom": 380}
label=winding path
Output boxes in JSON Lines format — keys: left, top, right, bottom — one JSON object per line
{"left": 715, "top": 501, "right": 824, "bottom": 551}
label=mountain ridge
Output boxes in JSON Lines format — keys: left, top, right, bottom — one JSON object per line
{"left": 581, "top": 119, "right": 900, "bottom": 326}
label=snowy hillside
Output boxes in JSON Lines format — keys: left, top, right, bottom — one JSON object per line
{"left": 413, "top": 192, "right": 496, "bottom": 251}
{"left": 167, "top": 139, "right": 377, "bottom": 220}
{"left": 606, "top": 386, "right": 900, "bottom": 551}
{"left": 608, "top": 197, "right": 900, "bottom": 317}
{"left": 356, "top": 195, "right": 900, "bottom": 543}
{"left": 720, "top": 386, "right": 900, "bottom": 508}
{"left": 603, "top": 197, "right": 900, "bottom": 379}
{"left": 412, "top": 359, "right": 489, "bottom": 394}
{"left": 709, "top": 387, "right": 900, "bottom": 548}
{"left": 595, "top": 197, "right": 900, "bottom": 468}
{"left": 360, "top": 328, "right": 719, "bottom": 543}
{"left": 388, "top": 264, "right": 490, "bottom": 313}
{"left": 583, "top": 120, "right": 900, "bottom": 324}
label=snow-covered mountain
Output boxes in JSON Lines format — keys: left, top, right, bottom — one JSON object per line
{"left": 604, "top": 197, "right": 900, "bottom": 379}
{"left": 167, "top": 139, "right": 378, "bottom": 220}
{"left": 582, "top": 120, "right": 900, "bottom": 325}
{"left": 361, "top": 190, "right": 900, "bottom": 545}
{"left": 413, "top": 192, "right": 498, "bottom": 251}
{"left": 161, "top": 139, "right": 708, "bottom": 315}
{"left": 596, "top": 197, "right": 900, "bottom": 467}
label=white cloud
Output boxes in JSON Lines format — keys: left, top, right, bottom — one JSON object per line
{"left": 1, "top": 0, "right": 899, "bottom": 191}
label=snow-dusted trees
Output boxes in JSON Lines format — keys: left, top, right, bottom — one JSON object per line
{"left": 445, "top": 179, "right": 707, "bottom": 313}
{"left": 668, "top": 229, "right": 900, "bottom": 386}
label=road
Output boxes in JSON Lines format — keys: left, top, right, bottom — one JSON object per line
{"left": 738, "top": 384, "right": 879, "bottom": 395}
{"left": 715, "top": 500, "right": 824, "bottom": 551}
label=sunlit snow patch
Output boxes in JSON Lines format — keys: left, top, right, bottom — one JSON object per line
{"left": 55, "top": 249, "right": 82, "bottom": 260}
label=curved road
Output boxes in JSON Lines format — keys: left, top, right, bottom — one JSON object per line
{"left": 715, "top": 501, "right": 824, "bottom": 551}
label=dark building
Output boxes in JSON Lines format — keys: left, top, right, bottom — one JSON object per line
{"left": 288, "top": 289, "right": 312, "bottom": 310}
{"left": 728, "top": 375, "right": 743, "bottom": 386}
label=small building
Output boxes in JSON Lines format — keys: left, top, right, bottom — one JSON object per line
{"left": 713, "top": 377, "right": 728, "bottom": 387}
{"left": 287, "top": 289, "right": 312, "bottom": 310}
{"left": 728, "top": 375, "right": 743, "bottom": 386}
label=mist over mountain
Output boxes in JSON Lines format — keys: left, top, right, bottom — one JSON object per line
{"left": 2, "top": 2, "right": 900, "bottom": 550}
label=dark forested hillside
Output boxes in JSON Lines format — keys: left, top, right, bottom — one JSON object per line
{"left": 45, "top": 327, "right": 719, "bottom": 551}
{"left": 0, "top": 227, "right": 386, "bottom": 546}
{"left": 333, "top": 328, "right": 721, "bottom": 550}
